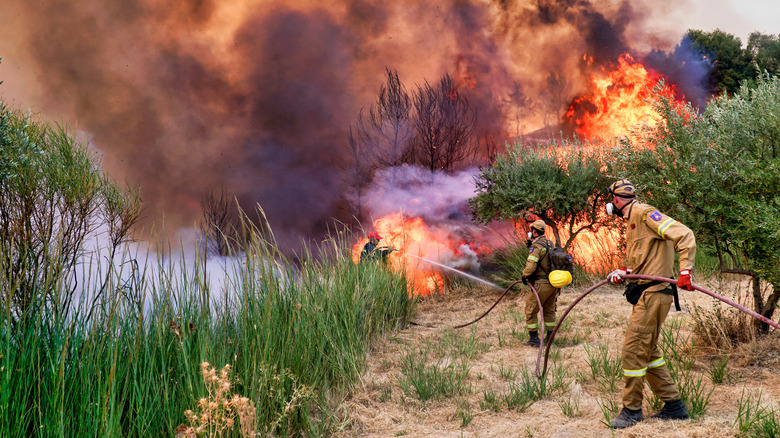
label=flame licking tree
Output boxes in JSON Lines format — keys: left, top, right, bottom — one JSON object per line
{"left": 564, "top": 54, "right": 682, "bottom": 142}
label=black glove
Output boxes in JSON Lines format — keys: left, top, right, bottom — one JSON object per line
{"left": 522, "top": 276, "right": 529, "bottom": 285}
{"left": 525, "top": 239, "right": 532, "bottom": 248}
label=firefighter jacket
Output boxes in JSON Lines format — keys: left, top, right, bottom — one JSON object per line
{"left": 523, "top": 235, "right": 554, "bottom": 283}
{"left": 625, "top": 201, "right": 697, "bottom": 293}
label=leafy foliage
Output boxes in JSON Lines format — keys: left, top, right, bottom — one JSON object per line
{"left": 684, "top": 30, "right": 780, "bottom": 95}
{"left": 686, "top": 29, "right": 754, "bottom": 95}
{"left": 0, "top": 101, "right": 141, "bottom": 322}
{"left": 469, "top": 142, "right": 613, "bottom": 249}
{"left": 748, "top": 32, "right": 780, "bottom": 77}
{"left": 611, "top": 74, "right": 780, "bottom": 329}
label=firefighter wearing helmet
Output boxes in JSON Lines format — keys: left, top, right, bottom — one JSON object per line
{"left": 360, "top": 231, "right": 395, "bottom": 263}
{"left": 521, "top": 219, "right": 560, "bottom": 347}
{"left": 605, "top": 178, "right": 697, "bottom": 429}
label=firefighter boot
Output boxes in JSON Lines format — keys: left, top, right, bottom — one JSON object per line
{"left": 610, "top": 407, "right": 643, "bottom": 429}
{"left": 526, "top": 331, "right": 540, "bottom": 347}
{"left": 649, "top": 399, "right": 689, "bottom": 421}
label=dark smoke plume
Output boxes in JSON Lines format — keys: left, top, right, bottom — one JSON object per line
{"left": 0, "top": 0, "right": 701, "bottom": 249}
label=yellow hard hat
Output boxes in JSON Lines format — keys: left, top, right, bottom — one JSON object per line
{"left": 548, "top": 270, "right": 572, "bottom": 288}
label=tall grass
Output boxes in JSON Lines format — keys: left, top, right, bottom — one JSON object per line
{"left": 0, "top": 224, "right": 415, "bottom": 437}
{"left": 735, "top": 389, "right": 780, "bottom": 438}
{"left": 658, "top": 319, "right": 713, "bottom": 419}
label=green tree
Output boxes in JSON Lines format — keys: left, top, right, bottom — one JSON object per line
{"left": 0, "top": 101, "right": 141, "bottom": 323}
{"left": 611, "top": 75, "right": 780, "bottom": 331}
{"left": 747, "top": 32, "right": 780, "bottom": 76}
{"left": 469, "top": 142, "right": 613, "bottom": 249}
{"left": 686, "top": 29, "right": 754, "bottom": 95}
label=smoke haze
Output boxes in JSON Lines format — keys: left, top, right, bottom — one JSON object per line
{"left": 0, "top": 0, "right": 703, "bottom": 249}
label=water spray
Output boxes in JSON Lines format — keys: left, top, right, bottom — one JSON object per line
{"left": 394, "top": 249, "right": 503, "bottom": 290}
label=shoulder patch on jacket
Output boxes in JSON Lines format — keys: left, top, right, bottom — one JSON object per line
{"left": 649, "top": 211, "right": 662, "bottom": 221}
{"left": 529, "top": 248, "right": 535, "bottom": 254}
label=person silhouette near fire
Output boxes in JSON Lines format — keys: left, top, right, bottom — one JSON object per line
{"left": 604, "top": 178, "right": 696, "bottom": 429}
{"left": 360, "top": 231, "right": 395, "bottom": 264}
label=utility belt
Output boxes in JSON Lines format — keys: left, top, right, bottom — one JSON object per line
{"left": 624, "top": 281, "right": 681, "bottom": 311}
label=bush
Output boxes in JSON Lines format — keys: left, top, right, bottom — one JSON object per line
{"left": 0, "top": 102, "right": 141, "bottom": 322}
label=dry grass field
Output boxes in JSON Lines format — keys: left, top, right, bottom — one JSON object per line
{"left": 336, "top": 275, "right": 780, "bottom": 438}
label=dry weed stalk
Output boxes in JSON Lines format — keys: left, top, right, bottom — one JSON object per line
{"left": 176, "top": 362, "right": 257, "bottom": 438}
{"left": 691, "top": 280, "right": 757, "bottom": 351}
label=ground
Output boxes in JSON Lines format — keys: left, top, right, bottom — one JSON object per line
{"left": 337, "top": 275, "right": 780, "bottom": 438}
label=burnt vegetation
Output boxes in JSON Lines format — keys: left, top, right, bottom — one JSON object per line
{"left": 199, "top": 187, "right": 240, "bottom": 257}
{"left": 346, "top": 68, "right": 479, "bottom": 219}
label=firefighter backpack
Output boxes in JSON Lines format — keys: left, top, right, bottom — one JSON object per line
{"left": 539, "top": 241, "right": 574, "bottom": 287}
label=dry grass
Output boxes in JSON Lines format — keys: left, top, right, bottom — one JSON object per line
{"left": 690, "top": 275, "right": 763, "bottom": 352}
{"left": 336, "top": 278, "right": 780, "bottom": 438}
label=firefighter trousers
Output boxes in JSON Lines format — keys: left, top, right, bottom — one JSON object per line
{"left": 621, "top": 290, "right": 681, "bottom": 410}
{"left": 525, "top": 281, "right": 559, "bottom": 333}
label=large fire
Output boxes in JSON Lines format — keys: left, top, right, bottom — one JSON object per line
{"left": 353, "top": 55, "right": 688, "bottom": 286}
{"left": 564, "top": 54, "right": 681, "bottom": 142}
{"left": 352, "top": 213, "right": 484, "bottom": 296}
{"left": 547, "top": 54, "right": 689, "bottom": 273}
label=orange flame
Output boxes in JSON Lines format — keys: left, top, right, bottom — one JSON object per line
{"left": 352, "top": 213, "right": 459, "bottom": 296}
{"left": 516, "top": 221, "right": 622, "bottom": 276}
{"left": 565, "top": 54, "right": 681, "bottom": 142}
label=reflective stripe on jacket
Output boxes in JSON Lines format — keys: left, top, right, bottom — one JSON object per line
{"left": 523, "top": 236, "right": 554, "bottom": 281}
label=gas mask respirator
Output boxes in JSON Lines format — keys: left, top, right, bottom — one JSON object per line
{"left": 606, "top": 202, "right": 626, "bottom": 217}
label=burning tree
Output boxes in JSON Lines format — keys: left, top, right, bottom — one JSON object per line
{"left": 612, "top": 75, "right": 780, "bottom": 331}
{"left": 502, "top": 80, "right": 536, "bottom": 138}
{"left": 469, "top": 142, "right": 613, "bottom": 250}
{"left": 346, "top": 68, "right": 413, "bottom": 218}
{"left": 541, "top": 71, "right": 572, "bottom": 131}
{"left": 412, "top": 73, "right": 477, "bottom": 172}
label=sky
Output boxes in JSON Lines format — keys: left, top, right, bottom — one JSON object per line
{"left": 684, "top": 0, "right": 780, "bottom": 43}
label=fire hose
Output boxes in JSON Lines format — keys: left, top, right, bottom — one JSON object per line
{"left": 449, "top": 280, "right": 548, "bottom": 376}
{"left": 400, "top": 250, "right": 780, "bottom": 377}
{"left": 537, "top": 274, "right": 780, "bottom": 379}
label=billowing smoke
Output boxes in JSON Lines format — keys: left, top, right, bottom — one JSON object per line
{"left": 0, "top": 0, "right": 702, "bottom": 250}
{"left": 361, "top": 164, "right": 496, "bottom": 274}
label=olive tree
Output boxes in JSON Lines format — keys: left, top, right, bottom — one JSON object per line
{"left": 469, "top": 141, "right": 613, "bottom": 249}
{"left": 611, "top": 75, "right": 780, "bottom": 330}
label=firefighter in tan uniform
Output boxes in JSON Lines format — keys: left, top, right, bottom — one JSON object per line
{"left": 521, "top": 220, "right": 560, "bottom": 347}
{"left": 605, "top": 179, "right": 696, "bottom": 429}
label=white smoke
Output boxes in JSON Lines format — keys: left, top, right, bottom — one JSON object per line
{"left": 360, "top": 164, "right": 494, "bottom": 275}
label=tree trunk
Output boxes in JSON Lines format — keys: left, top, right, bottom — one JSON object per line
{"left": 759, "top": 281, "right": 780, "bottom": 333}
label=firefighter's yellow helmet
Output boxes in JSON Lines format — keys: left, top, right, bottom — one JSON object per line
{"left": 548, "top": 270, "right": 572, "bottom": 288}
